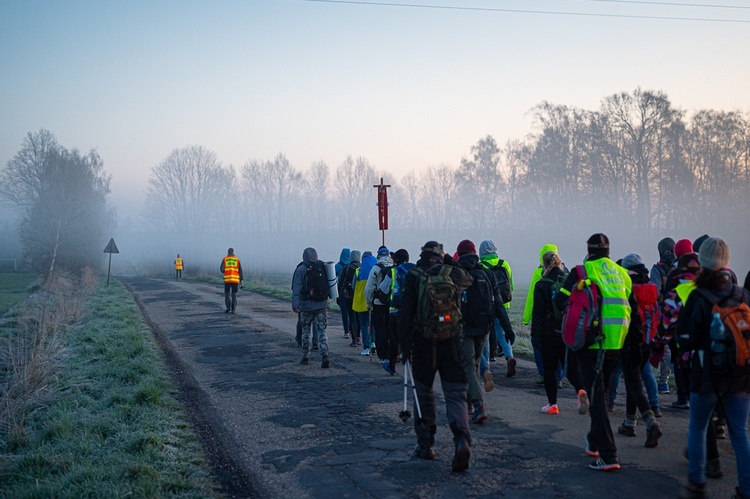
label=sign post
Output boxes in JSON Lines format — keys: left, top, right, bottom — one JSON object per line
{"left": 103, "top": 238, "right": 119, "bottom": 287}
{"left": 373, "top": 177, "right": 390, "bottom": 247}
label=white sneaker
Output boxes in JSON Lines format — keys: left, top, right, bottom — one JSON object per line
{"left": 360, "top": 348, "right": 371, "bottom": 356}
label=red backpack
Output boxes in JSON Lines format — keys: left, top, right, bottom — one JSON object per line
{"left": 633, "top": 282, "right": 660, "bottom": 344}
{"left": 562, "top": 265, "right": 602, "bottom": 351}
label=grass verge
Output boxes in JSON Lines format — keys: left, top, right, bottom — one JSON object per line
{"left": 0, "top": 273, "right": 40, "bottom": 314}
{"left": 0, "top": 277, "right": 216, "bottom": 497}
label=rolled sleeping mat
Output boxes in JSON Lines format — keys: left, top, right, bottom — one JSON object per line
{"left": 324, "top": 261, "right": 339, "bottom": 299}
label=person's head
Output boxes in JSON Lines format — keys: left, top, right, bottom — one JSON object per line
{"left": 393, "top": 248, "right": 409, "bottom": 265}
{"left": 227, "top": 247, "right": 234, "bottom": 256}
{"left": 177, "top": 253, "right": 180, "bottom": 258}
{"left": 420, "top": 241, "right": 444, "bottom": 259}
{"left": 377, "top": 246, "right": 390, "bottom": 258}
{"left": 693, "top": 234, "right": 710, "bottom": 253}
{"left": 674, "top": 239, "right": 693, "bottom": 258}
{"left": 586, "top": 233, "right": 610, "bottom": 259}
{"left": 542, "top": 250, "right": 562, "bottom": 275}
{"left": 657, "top": 237, "right": 674, "bottom": 263}
{"left": 350, "top": 250, "right": 361, "bottom": 263}
{"left": 363, "top": 251, "right": 373, "bottom": 258}
{"left": 302, "top": 247, "right": 318, "bottom": 262}
{"left": 456, "top": 239, "right": 477, "bottom": 257}
{"left": 621, "top": 253, "right": 645, "bottom": 271}
{"left": 478, "top": 240, "right": 498, "bottom": 258}
{"left": 698, "top": 237, "right": 730, "bottom": 271}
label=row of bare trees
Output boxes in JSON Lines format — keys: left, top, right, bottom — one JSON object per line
{"left": 142, "top": 88, "right": 749, "bottom": 244}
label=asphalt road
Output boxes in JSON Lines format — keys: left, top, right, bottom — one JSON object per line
{"left": 118, "top": 276, "right": 740, "bottom": 499}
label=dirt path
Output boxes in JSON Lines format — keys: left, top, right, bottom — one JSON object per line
{"left": 120, "top": 276, "right": 739, "bottom": 498}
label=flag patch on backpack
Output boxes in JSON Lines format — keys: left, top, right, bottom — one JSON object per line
{"left": 415, "top": 264, "right": 462, "bottom": 341}
{"left": 303, "top": 260, "right": 330, "bottom": 302}
{"left": 633, "top": 282, "right": 660, "bottom": 344}
{"left": 699, "top": 287, "right": 750, "bottom": 374}
{"left": 561, "top": 265, "right": 602, "bottom": 351}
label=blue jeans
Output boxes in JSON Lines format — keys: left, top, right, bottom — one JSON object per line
{"left": 495, "top": 317, "right": 514, "bottom": 359}
{"left": 688, "top": 390, "right": 750, "bottom": 495}
{"left": 609, "top": 361, "right": 659, "bottom": 408}
{"left": 480, "top": 336, "right": 490, "bottom": 376}
{"left": 357, "top": 311, "right": 372, "bottom": 347}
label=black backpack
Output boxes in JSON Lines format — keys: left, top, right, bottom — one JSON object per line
{"left": 340, "top": 263, "right": 357, "bottom": 299}
{"left": 483, "top": 260, "right": 512, "bottom": 304}
{"left": 462, "top": 267, "right": 495, "bottom": 328}
{"left": 303, "top": 260, "right": 329, "bottom": 302}
{"left": 373, "top": 262, "right": 393, "bottom": 305}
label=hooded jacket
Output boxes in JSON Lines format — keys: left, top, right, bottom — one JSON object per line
{"left": 353, "top": 253, "right": 378, "bottom": 313}
{"left": 292, "top": 247, "right": 329, "bottom": 313}
{"left": 365, "top": 253, "right": 394, "bottom": 307}
{"left": 335, "top": 248, "right": 351, "bottom": 280}
{"left": 523, "top": 244, "right": 559, "bottom": 325}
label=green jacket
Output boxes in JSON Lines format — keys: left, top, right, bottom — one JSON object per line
{"left": 523, "top": 244, "right": 558, "bottom": 325}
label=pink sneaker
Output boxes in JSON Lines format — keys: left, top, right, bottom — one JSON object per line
{"left": 541, "top": 404, "right": 559, "bottom": 415}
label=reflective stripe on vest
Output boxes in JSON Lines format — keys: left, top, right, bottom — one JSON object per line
{"left": 223, "top": 256, "right": 240, "bottom": 284}
{"left": 584, "top": 258, "right": 632, "bottom": 350}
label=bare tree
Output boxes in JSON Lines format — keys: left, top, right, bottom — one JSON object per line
{"left": 334, "top": 156, "right": 376, "bottom": 230}
{"left": 0, "top": 129, "right": 60, "bottom": 209}
{"left": 144, "top": 145, "right": 234, "bottom": 237}
{"left": 419, "top": 164, "right": 459, "bottom": 230}
{"left": 241, "top": 153, "right": 302, "bottom": 232}
{"left": 456, "top": 135, "right": 504, "bottom": 230}
{"left": 302, "top": 160, "right": 330, "bottom": 227}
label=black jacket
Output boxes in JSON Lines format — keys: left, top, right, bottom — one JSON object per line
{"left": 398, "top": 253, "right": 473, "bottom": 356}
{"left": 531, "top": 266, "right": 565, "bottom": 339}
{"left": 676, "top": 270, "right": 750, "bottom": 395}
{"left": 458, "top": 253, "right": 515, "bottom": 339}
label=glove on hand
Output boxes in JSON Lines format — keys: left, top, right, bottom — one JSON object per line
{"left": 504, "top": 329, "right": 516, "bottom": 346}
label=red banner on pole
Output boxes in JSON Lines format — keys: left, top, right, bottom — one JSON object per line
{"left": 378, "top": 185, "right": 388, "bottom": 230}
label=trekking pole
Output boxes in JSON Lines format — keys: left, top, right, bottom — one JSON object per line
{"left": 399, "top": 363, "right": 411, "bottom": 422}
{"left": 405, "top": 361, "right": 422, "bottom": 419}
{"left": 368, "top": 310, "right": 374, "bottom": 362}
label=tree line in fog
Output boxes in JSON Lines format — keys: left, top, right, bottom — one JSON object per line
{"left": 2, "top": 87, "right": 749, "bottom": 278}
{"left": 143, "top": 87, "right": 749, "bottom": 241}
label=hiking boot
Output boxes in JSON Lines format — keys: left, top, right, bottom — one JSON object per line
{"left": 706, "top": 458, "right": 723, "bottom": 479}
{"left": 451, "top": 437, "right": 471, "bottom": 472}
{"left": 715, "top": 423, "right": 726, "bottom": 439}
{"left": 356, "top": 338, "right": 362, "bottom": 346}
{"left": 618, "top": 424, "right": 636, "bottom": 437}
{"left": 651, "top": 405, "right": 662, "bottom": 418}
{"left": 577, "top": 389, "right": 590, "bottom": 415}
{"left": 321, "top": 355, "right": 330, "bottom": 369}
{"left": 414, "top": 444, "right": 435, "bottom": 460}
{"left": 470, "top": 405, "right": 488, "bottom": 424}
{"left": 584, "top": 434, "right": 599, "bottom": 458}
{"left": 541, "top": 404, "right": 559, "bottom": 415}
{"left": 300, "top": 357, "right": 309, "bottom": 365}
{"left": 506, "top": 357, "right": 517, "bottom": 377}
{"left": 349, "top": 341, "right": 358, "bottom": 347}
{"left": 589, "top": 457, "right": 621, "bottom": 471}
{"left": 483, "top": 371, "right": 494, "bottom": 392}
{"left": 312, "top": 345, "right": 319, "bottom": 351}
{"left": 671, "top": 400, "right": 690, "bottom": 410}
{"left": 644, "top": 423, "right": 662, "bottom": 447}
{"left": 679, "top": 480, "right": 707, "bottom": 499}
{"left": 360, "top": 348, "right": 371, "bottom": 356}
{"left": 231, "top": 308, "right": 236, "bottom": 314}
{"left": 225, "top": 308, "right": 230, "bottom": 313}
{"left": 382, "top": 360, "right": 395, "bottom": 376}
{"left": 343, "top": 332, "right": 349, "bottom": 339}
{"left": 658, "top": 383, "right": 670, "bottom": 394}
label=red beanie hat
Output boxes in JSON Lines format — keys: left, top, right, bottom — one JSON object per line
{"left": 456, "top": 239, "right": 477, "bottom": 256}
{"left": 674, "top": 239, "right": 693, "bottom": 258}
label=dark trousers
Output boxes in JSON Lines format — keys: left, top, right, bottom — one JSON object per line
{"left": 577, "top": 350, "right": 619, "bottom": 461}
{"left": 175, "top": 269, "right": 182, "bottom": 280}
{"left": 621, "top": 345, "right": 651, "bottom": 417}
{"left": 387, "top": 313, "right": 401, "bottom": 367}
{"left": 372, "top": 304, "right": 391, "bottom": 361}
{"left": 541, "top": 334, "right": 583, "bottom": 405}
{"left": 343, "top": 298, "right": 359, "bottom": 340}
{"left": 224, "top": 283, "right": 238, "bottom": 311}
{"left": 411, "top": 339, "right": 470, "bottom": 447}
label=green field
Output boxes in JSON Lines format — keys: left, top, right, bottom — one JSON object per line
{"left": 0, "top": 272, "right": 39, "bottom": 314}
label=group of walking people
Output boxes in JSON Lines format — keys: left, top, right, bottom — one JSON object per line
{"left": 284, "top": 233, "right": 749, "bottom": 497}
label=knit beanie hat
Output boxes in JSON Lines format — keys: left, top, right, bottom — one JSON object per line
{"left": 393, "top": 249, "right": 409, "bottom": 265}
{"left": 657, "top": 238, "right": 675, "bottom": 258}
{"left": 621, "top": 253, "right": 644, "bottom": 270}
{"left": 420, "top": 241, "right": 444, "bottom": 257}
{"left": 456, "top": 239, "right": 477, "bottom": 256}
{"left": 698, "top": 237, "right": 730, "bottom": 271}
{"left": 693, "top": 234, "right": 710, "bottom": 253}
{"left": 377, "top": 246, "right": 390, "bottom": 258}
{"left": 674, "top": 239, "right": 693, "bottom": 258}
{"left": 479, "top": 240, "right": 498, "bottom": 257}
{"left": 587, "top": 233, "right": 610, "bottom": 256}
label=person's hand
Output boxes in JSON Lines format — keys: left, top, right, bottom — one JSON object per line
{"left": 293, "top": 308, "right": 300, "bottom": 314}
{"left": 505, "top": 329, "right": 516, "bottom": 346}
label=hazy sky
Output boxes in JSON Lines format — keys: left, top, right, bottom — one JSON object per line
{"left": 2, "top": 0, "right": 749, "bottom": 222}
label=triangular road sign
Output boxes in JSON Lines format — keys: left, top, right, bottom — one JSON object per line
{"left": 103, "top": 238, "right": 119, "bottom": 254}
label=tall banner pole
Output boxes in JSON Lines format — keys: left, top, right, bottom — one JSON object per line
{"left": 373, "top": 177, "right": 390, "bottom": 247}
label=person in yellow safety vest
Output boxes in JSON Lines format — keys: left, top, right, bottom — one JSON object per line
{"left": 220, "top": 247, "right": 243, "bottom": 314}
{"left": 554, "top": 233, "right": 632, "bottom": 472}
{"left": 174, "top": 254, "right": 183, "bottom": 280}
